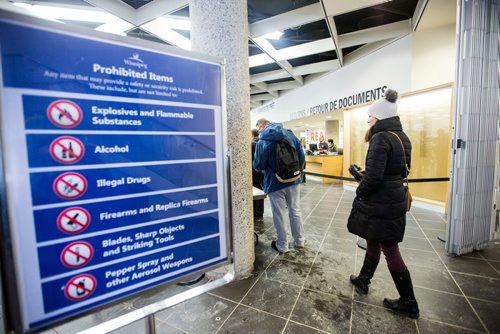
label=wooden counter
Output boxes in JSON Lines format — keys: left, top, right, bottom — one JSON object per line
{"left": 304, "top": 155, "right": 343, "bottom": 183}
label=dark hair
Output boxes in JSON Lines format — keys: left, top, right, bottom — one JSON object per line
{"left": 365, "top": 127, "right": 373, "bottom": 142}
{"left": 251, "top": 128, "right": 259, "bottom": 137}
{"left": 384, "top": 89, "right": 398, "bottom": 103}
{"left": 327, "top": 139, "right": 333, "bottom": 144}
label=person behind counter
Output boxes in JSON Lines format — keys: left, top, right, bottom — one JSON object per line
{"left": 347, "top": 88, "right": 419, "bottom": 319}
{"left": 327, "top": 139, "right": 337, "bottom": 153}
{"left": 318, "top": 136, "right": 328, "bottom": 151}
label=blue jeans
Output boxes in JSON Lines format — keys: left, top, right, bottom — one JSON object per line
{"left": 268, "top": 183, "right": 304, "bottom": 252}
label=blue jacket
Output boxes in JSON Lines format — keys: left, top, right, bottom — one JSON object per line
{"left": 253, "top": 123, "right": 305, "bottom": 194}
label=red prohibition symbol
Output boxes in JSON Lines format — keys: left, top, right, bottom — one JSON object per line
{"left": 50, "top": 136, "right": 85, "bottom": 164}
{"left": 57, "top": 207, "right": 91, "bottom": 234}
{"left": 64, "top": 274, "right": 96, "bottom": 301}
{"left": 53, "top": 172, "right": 88, "bottom": 200}
{"left": 47, "top": 100, "right": 83, "bottom": 128}
{"left": 61, "top": 241, "right": 94, "bottom": 268}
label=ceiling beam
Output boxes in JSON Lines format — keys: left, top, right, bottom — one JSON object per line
{"left": 135, "top": 0, "right": 188, "bottom": 25}
{"left": 292, "top": 59, "right": 340, "bottom": 76}
{"left": 250, "top": 69, "right": 290, "bottom": 85}
{"left": 322, "top": 0, "right": 392, "bottom": 16}
{"left": 85, "top": 0, "right": 188, "bottom": 26}
{"left": 343, "top": 39, "right": 394, "bottom": 66}
{"left": 249, "top": 3, "right": 323, "bottom": 38}
{"left": 274, "top": 38, "right": 335, "bottom": 61}
{"left": 84, "top": 0, "right": 135, "bottom": 24}
{"left": 320, "top": 0, "right": 343, "bottom": 66}
{"left": 251, "top": 93, "right": 275, "bottom": 102}
{"left": 412, "top": 0, "right": 429, "bottom": 31}
{"left": 338, "top": 19, "right": 411, "bottom": 48}
{"left": 251, "top": 80, "right": 302, "bottom": 94}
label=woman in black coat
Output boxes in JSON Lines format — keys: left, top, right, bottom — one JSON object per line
{"left": 347, "top": 89, "right": 419, "bottom": 319}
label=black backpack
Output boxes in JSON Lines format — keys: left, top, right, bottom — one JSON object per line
{"left": 275, "top": 138, "right": 301, "bottom": 183}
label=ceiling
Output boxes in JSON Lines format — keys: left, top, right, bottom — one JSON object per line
{"left": 1, "top": 0, "right": 455, "bottom": 110}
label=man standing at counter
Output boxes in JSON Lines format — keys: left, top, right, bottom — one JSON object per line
{"left": 253, "top": 118, "right": 305, "bottom": 254}
{"left": 318, "top": 136, "right": 329, "bottom": 151}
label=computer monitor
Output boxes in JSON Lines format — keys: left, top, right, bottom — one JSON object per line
{"left": 309, "top": 143, "right": 318, "bottom": 151}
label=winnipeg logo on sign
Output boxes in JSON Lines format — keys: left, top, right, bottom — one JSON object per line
{"left": 124, "top": 53, "right": 148, "bottom": 69}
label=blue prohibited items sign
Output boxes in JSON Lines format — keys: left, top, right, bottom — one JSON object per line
{"left": 0, "top": 11, "right": 229, "bottom": 333}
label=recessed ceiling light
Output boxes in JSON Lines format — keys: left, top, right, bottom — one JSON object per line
{"left": 262, "top": 31, "right": 283, "bottom": 40}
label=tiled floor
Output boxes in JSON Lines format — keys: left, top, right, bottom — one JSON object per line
{"left": 39, "top": 181, "right": 500, "bottom": 333}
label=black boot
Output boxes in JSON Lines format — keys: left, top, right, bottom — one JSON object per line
{"left": 350, "top": 256, "right": 379, "bottom": 294}
{"left": 384, "top": 269, "right": 420, "bottom": 319}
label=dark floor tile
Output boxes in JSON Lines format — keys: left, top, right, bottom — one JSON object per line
{"left": 411, "top": 265, "right": 461, "bottom": 294}
{"left": 315, "top": 204, "right": 337, "bottom": 212}
{"left": 265, "top": 258, "right": 311, "bottom": 285}
{"left": 217, "top": 305, "right": 286, "bottom": 334}
{"left": 155, "top": 293, "right": 236, "bottom": 333}
{"left": 290, "top": 289, "right": 351, "bottom": 333}
{"left": 309, "top": 209, "right": 334, "bottom": 219}
{"left": 321, "top": 236, "right": 357, "bottom": 254}
{"left": 209, "top": 274, "right": 259, "bottom": 302}
{"left": 114, "top": 319, "right": 186, "bottom": 334}
{"left": 429, "top": 239, "right": 448, "bottom": 255}
{"left": 415, "top": 287, "right": 484, "bottom": 331}
{"left": 241, "top": 278, "right": 301, "bottom": 318}
{"left": 422, "top": 228, "right": 446, "bottom": 240}
{"left": 489, "top": 260, "right": 500, "bottom": 272}
{"left": 280, "top": 246, "right": 318, "bottom": 266}
{"left": 353, "top": 276, "right": 398, "bottom": 306}
{"left": 351, "top": 302, "right": 417, "bottom": 334}
{"left": 416, "top": 220, "right": 447, "bottom": 230}
{"left": 254, "top": 217, "right": 273, "bottom": 234}
{"left": 333, "top": 212, "right": 349, "bottom": 220}
{"left": 468, "top": 298, "right": 500, "bottom": 333}
{"left": 52, "top": 303, "right": 134, "bottom": 333}
{"left": 298, "top": 232, "right": 323, "bottom": 252}
{"left": 400, "top": 248, "right": 444, "bottom": 269}
{"left": 304, "top": 264, "right": 353, "bottom": 299}
{"left": 404, "top": 225, "right": 426, "bottom": 238}
{"left": 413, "top": 212, "right": 446, "bottom": 221}
{"left": 305, "top": 216, "right": 331, "bottom": 227}
{"left": 129, "top": 284, "right": 187, "bottom": 309}
{"left": 327, "top": 226, "right": 357, "bottom": 241}
{"left": 441, "top": 255, "right": 500, "bottom": 278}
{"left": 417, "top": 318, "right": 482, "bottom": 333}
{"left": 315, "top": 250, "right": 356, "bottom": 275}
{"left": 254, "top": 251, "right": 275, "bottom": 272}
{"left": 335, "top": 207, "right": 352, "bottom": 214}
{"left": 330, "top": 218, "right": 348, "bottom": 228}
{"left": 400, "top": 236, "right": 434, "bottom": 251}
{"left": 453, "top": 272, "right": 500, "bottom": 303}
{"left": 283, "top": 321, "right": 326, "bottom": 334}
{"left": 302, "top": 223, "right": 329, "bottom": 237}
{"left": 476, "top": 246, "right": 500, "bottom": 261}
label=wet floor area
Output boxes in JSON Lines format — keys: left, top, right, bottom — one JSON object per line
{"left": 35, "top": 181, "right": 500, "bottom": 333}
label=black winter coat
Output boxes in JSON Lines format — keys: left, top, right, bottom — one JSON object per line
{"left": 347, "top": 116, "right": 411, "bottom": 244}
{"left": 251, "top": 137, "right": 264, "bottom": 190}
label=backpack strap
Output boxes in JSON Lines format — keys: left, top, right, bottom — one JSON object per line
{"left": 387, "top": 131, "right": 410, "bottom": 188}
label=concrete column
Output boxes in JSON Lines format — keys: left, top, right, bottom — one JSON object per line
{"left": 190, "top": 0, "right": 254, "bottom": 278}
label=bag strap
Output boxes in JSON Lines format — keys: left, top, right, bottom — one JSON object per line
{"left": 387, "top": 131, "right": 410, "bottom": 188}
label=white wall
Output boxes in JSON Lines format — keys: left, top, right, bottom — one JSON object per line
{"left": 251, "top": 35, "right": 413, "bottom": 125}
{"left": 411, "top": 24, "right": 456, "bottom": 91}
{"left": 251, "top": 24, "right": 457, "bottom": 125}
